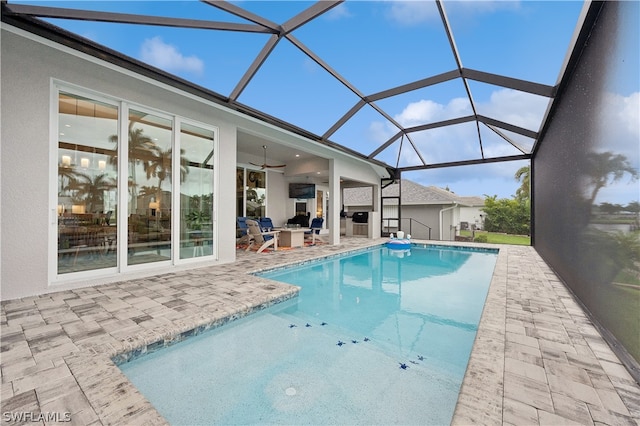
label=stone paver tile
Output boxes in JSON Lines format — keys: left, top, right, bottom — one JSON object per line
{"left": 609, "top": 378, "right": 640, "bottom": 419}
{"left": 599, "top": 359, "right": 636, "bottom": 381}
{"left": 526, "top": 327, "right": 572, "bottom": 345}
{"left": 1, "top": 380, "right": 14, "bottom": 400}
{"left": 39, "top": 389, "right": 99, "bottom": 426}
{"left": 12, "top": 363, "right": 73, "bottom": 395}
{"left": 503, "top": 396, "right": 539, "bottom": 425}
{"left": 506, "top": 331, "right": 540, "bottom": 349}
{"left": 5, "top": 314, "right": 45, "bottom": 330}
{"left": 34, "top": 374, "right": 80, "bottom": 406}
{"left": 594, "top": 387, "right": 631, "bottom": 416}
{"left": 1, "top": 356, "right": 39, "bottom": 382}
{"left": 506, "top": 321, "right": 526, "bottom": 335}
{"left": 62, "top": 320, "right": 103, "bottom": 340}
{"left": 566, "top": 350, "right": 602, "bottom": 373}
{"left": 540, "top": 345, "right": 569, "bottom": 363}
{"left": 505, "top": 356, "right": 547, "bottom": 384}
{"left": 1, "top": 389, "right": 40, "bottom": 422}
{"left": 543, "top": 357, "right": 592, "bottom": 385}
{"left": 30, "top": 341, "right": 78, "bottom": 365}
{"left": 92, "top": 385, "right": 154, "bottom": 420}
{"left": 537, "top": 409, "right": 587, "bottom": 425}
{"left": 1, "top": 340, "right": 33, "bottom": 363}
{"left": 1, "top": 327, "right": 28, "bottom": 352}
{"left": 452, "top": 391, "right": 502, "bottom": 426}
{"left": 547, "top": 373, "right": 601, "bottom": 406}
{"left": 22, "top": 324, "right": 65, "bottom": 342}
{"left": 587, "top": 402, "right": 638, "bottom": 426}
{"left": 586, "top": 338, "right": 623, "bottom": 364}
{"left": 539, "top": 338, "right": 578, "bottom": 355}
{"left": 504, "top": 371, "right": 554, "bottom": 412}
{"left": 550, "top": 391, "right": 594, "bottom": 425}
{"left": 586, "top": 369, "right": 618, "bottom": 393}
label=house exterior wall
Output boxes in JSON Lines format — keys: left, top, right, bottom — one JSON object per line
{"left": 265, "top": 170, "right": 287, "bottom": 227}
{"left": 398, "top": 205, "right": 444, "bottom": 240}
{"left": 1, "top": 25, "right": 386, "bottom": 299}
{"left": 0, "top": 27, "right": 238, "bottom": 299}
{"left": 533, "top": 1, "right": 640, "bottom": 365}
{"left": 459, "top": 206, "right": 484, "bottom": 230}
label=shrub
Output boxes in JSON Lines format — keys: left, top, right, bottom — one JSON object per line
{"left": 474, "top": 234, "right": 488, "bottom": 243}
{"left": 482, "top": 195, "right": 530, "bottom": 235}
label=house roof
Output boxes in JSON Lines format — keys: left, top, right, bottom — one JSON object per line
{"left": 343, "top": 179, "right": 484, "bottom": 207}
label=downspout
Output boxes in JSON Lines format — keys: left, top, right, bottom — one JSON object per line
{"left": 439, "top": 203, "right": 458, "bottom": 241}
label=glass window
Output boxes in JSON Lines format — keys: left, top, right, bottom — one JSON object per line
{"left": 57, "top": 92, "right": 118, "bottom": 274}
{"left": 246, "top": 169, "right": 266, "bottom": 219}
{"left": 236, "top": 167, "right": 266, "bottom": 219}
{"left": 127, "top": 109, "right": 173, "bottom": 265}
{"left": 180, "top": 122, "right": 215, "bottom": 259}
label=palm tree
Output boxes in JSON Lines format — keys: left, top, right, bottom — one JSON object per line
{"left": 58, "top": 164, "right": 79, "bottom": 195}
{"left": 144, "top": 147, "right": 189, "bottom": 211}
{"left": 67, "top": 173, "right": 116, "bottom": 212}
{"left": 514, "top": 165, "right": 530, "bottom": 202}
{"left": 138, "top": 185, "right": 157, "bottom": 198}
{"left": 585, "top": 152, "right": 638, "bottom": 206}
{"left": 109, "top": 125, "right": 158, "bottom": 212}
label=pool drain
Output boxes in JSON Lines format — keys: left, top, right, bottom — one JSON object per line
{"left": 285, "top": 387, "right": 297, "bottom": 396}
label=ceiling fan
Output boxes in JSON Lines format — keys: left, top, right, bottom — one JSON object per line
{"left": 250, "top": 145, "right": 286, "bottom": 169}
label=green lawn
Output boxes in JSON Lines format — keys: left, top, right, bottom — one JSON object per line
{"left": 459, "top": 230, "right": 531, "bottom": 245}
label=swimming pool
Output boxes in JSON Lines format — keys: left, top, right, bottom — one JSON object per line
{"left": 118, "top": 244, "right": 498, "bottom": 425}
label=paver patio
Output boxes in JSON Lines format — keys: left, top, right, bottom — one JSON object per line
{"left": 1, "top": 239, "right": 639, "bottom": 425}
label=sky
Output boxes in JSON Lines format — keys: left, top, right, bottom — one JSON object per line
{"left": 17, "top": 0, "right": 638, "bottom": 204}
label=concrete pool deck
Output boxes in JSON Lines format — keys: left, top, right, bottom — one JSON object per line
{"left": 1, "top": 239, "right": 639, "bottom": 425}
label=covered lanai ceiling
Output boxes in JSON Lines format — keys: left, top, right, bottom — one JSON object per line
{"left": 2, "top": 0, "right": 585, "bottom": 174}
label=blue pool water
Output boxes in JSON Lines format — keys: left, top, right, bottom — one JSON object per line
{"left": 119, "top": 244, "right": 498, "bottom": 425}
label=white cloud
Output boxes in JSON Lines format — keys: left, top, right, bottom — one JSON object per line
{"left": 325, "top": 3, "right": 352, "bottom": 20}
{"left": 386, "top": 1, "right": 440, "bottom": 26}
{"left": 397, "top": 99, "right": 447, "bottom": 126}
{"left": 444, "top": 1, "right": 521, "bottom": 15}
{"left": 592, "top": 91, "right": 640, "bottom": 204}
{"left": 140, "top": 36, "right": 204, "bottom": 76}
{"left": 379, "top": 88, "right": 638, "bottom": 201}
{"left": 481, "top": 89, "right": 549, "bottom": 131}
{"left": 386, "top": 1, "right": 520, "bottom": 26}
{"left": 384, "top": 88, "right": 546, "bottom": 166}
{"left": 595, "top": 91, "right": 640, "bottom": 168}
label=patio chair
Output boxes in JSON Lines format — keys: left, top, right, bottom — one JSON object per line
{"left": 236, "top": 217, "right": 254, "bottom": 247}
{"left": 305, "top": 217, "right": 326, "bottom": 244}
{"left": 259, "top": 217, "right": 275, "bottom": 232}
{"left": 246, "top": 219, "right": 280, "bottom": 253}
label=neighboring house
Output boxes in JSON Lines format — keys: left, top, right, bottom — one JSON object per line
{"left": 343, "top": 180, "right": 485, "bottom": 241}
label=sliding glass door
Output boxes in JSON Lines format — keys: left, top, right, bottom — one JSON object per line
{"left": 127, "top": 109, "right": 173, "bottom": 266}
{"left": 57, "top": 92, "right": 118, "bottom": 274}
{"left": 56, "top": 87, "right": 218, "bottom": 278}
{"left": 179, "top": 122, "right": 215, "bottom": 259}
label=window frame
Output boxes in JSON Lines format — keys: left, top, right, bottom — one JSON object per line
{"left": 50, "top": 81, "right": 219, "bottom": 285}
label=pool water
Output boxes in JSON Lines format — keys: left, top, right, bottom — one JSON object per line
{"left": 119, "top": 245, "right": 498, "bottom": 425}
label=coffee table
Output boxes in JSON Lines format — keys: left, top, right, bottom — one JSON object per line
{"left": 278, "top": 228, "right": 306, "bottom": 248}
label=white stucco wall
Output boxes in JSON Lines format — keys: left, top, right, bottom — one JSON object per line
{"left": 459, "top": 206, "right": 485, "bottom": 230}
{"left": 0, "top": 26, "right": 242, "bottom": 299}
{"left": 399, "top": 205, "right": 442, "bottom": 240}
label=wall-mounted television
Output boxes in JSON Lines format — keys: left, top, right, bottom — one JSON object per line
{"left": 289, "top": 183, "right": 316, "bottom": 199}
